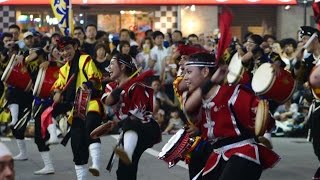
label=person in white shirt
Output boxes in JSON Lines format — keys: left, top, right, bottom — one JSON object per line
{"left": 279, "top": 38, "right": 297, "bottom": 71}
{"left": 150, "top": 31, "right": 169, "bottom": 80}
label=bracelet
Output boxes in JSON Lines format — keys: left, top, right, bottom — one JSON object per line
{"left": 201, "top": 80, "right": 215, "bottom": 95}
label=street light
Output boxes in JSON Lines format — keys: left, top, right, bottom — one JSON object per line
{"left": 297, "top": 0, "right": 314, "bottom": 26}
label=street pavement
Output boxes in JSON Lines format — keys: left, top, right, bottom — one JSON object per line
{"left": 1, "top": 135, "right": 317, "bottom": 180}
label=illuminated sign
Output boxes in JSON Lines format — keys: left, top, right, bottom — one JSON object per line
{"left": 0, "top": 0, "right": 297, "bottom": 5}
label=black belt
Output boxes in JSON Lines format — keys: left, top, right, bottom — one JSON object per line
{"left": 211, "top": 135, "right": 255, "bottom": 149}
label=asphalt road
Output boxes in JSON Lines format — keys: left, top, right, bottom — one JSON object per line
{"left": 1, "top": 135, "right": 317, "bottom": 180}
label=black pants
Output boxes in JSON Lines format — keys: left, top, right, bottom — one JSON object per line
{"left": 310, "top": 101, "right": 320, "bottom": 162}
{"left": 34, "top": 103, "right": 50, "bottom": 152}
{"left": 188, "top": 140, "right": 213, "bottom": 180}
{"left": 202, "top": 155, "right": 262, "bottom": 180}
{"left": 0, "top": 81, "right": 4, "bottom": 98}
{"left": 12, "top": 112, "right": 31, "bottom": 140}
{"left": 116, "top": 119, "right": 161, "bottom": 180}
{"left": 53, "top": 103, "right": 102, "bottom": 165}
{"left": 9, "top": 88, "right": 33, "bottom": 140}
{"left": 71, "top": 112, "right": 101, "bottom": 165}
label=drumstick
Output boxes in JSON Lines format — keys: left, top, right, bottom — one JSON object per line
{"left": 90, "top": 122, "right": 113, "bottom": 139}
{"left": 304, "top": 33, "right": 318, "bottom": 49}
{"left": 106, "top": 131, "right": 124, "bottom": 172}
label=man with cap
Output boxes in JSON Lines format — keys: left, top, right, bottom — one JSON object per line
{"left": 295, "top": 26, "right": 320, "bottom": 179}
{"left": 295, "top": 26, "right": 320, "bottom": 83}
{"left": 21, "top": 31, "right": 34, "bottom": 53}
{"left": 5, "top": 31, "right": 34, "bottom": 162}
{"left": 0, "top": 142, "right": 14, "bottom": 180}
{"left": 51, "top": 36, "right": 103, "bottom": 179}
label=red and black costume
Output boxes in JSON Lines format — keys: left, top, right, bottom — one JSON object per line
{"left": 195, "top": 84, "right": 280, "bottom": 180}
{"left": 103, "top": 81, "right": 161, "bottom": 180}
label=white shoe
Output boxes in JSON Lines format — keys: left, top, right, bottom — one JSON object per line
{"left": 13, "top": 139, "right": 28, "bottom": 161}
{"left": 75, "top": 165, "right": 88, "bottom": 180}
{"left": 46, "top": 124, "right": 59, "bottom": 145}
{"left": 89, "top": 143, "right": 101, "bottom": 176}
{"left": 34, "top": 151, "right": 54, "bottom": 175}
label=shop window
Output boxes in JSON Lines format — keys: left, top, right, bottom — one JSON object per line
{"left": 16, "top": 11, "right": 58, "bottom": 33}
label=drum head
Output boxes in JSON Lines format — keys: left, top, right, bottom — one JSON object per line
{"left": 1, "top": 54, "right": 15, "bottom": 82}
{"left": 33, "top": 68, "right": 44, "bottom": 96}
{"left": 227, "top": 52, "right": 243, "bottom": 84}
{"left": 255, "top": 100, "right": 269, "bottom": 136}
{"left": 159, "top": 129, "right": 185, "bottom": 158}
{"left": 310, "top": 65, "right": 320, "bottom": 88}
{"left": 252, "top": 63, "right": 274, "bottom": 94}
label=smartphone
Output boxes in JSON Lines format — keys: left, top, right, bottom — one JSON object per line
{"left": 143, "top": 44, "right": 150, "bottom": 53}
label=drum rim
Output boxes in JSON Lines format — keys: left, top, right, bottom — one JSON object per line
{"left": 255, "top": 100, "right": 269, "bottom": 136}
{"left": 227, "top": 68, "right": 244, "bottom": 85}
{"left": 252, "top": 63, "right": 275, "bottom": 94}
{"left": 33, "top": 67, "right": 44, "bottom": 96}
{"left": 227, "top": 52, "right": 243, "bottom": 84}
{"left": 37, "top": 68, "right": 46, "bottom": 96}
{"left": 1, "top": 54, "right": 16, "bottom": 82}
{"left": 159, "top": 128, "right": 185, "bottom": 158}
{"left": 25, "top": 80, "right": 33, "bottom": 92}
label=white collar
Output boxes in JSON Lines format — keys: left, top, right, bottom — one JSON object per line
{"left": 313, "top": 54, "right": 320, "bottom": 65}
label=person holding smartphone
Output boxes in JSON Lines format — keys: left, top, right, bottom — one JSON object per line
{"left": 135, "top": 37, "right": 154, "bottom": 72}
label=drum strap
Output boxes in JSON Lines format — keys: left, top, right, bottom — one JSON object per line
{"left": 82, "top": 57, "right": 89, "bottom": 81}
{"left": 307, "top": 100, "right": 320, "bottom": 121}
{"left": 64, "top": 53, "right": 80, "bottom": 102}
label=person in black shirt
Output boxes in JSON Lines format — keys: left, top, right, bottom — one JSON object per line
{"left": 93, "top": 43, "right": 112, "bottom": 88}
{"left": 83, "top": 24, "right": 97, "bottom": 57}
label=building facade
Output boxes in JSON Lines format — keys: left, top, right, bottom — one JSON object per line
{"left": 0, "top": 0, "right": 312, "bottom": 40}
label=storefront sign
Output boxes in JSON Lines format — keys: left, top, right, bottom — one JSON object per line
{"left": 0, "top": 0, "right": 297, "bottom": 5}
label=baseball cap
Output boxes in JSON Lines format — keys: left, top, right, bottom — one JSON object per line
{"left": 23, "top": 31, "right": 33, "bottom": 39}
{"left": 300, "top": 26, "right": 320, "bottom": 38}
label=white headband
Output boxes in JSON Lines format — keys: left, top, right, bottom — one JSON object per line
{"left": 0, "top": 143, "right": 12, "bottom": 157}
{"left": 185, "top": 61, "right": 216, "bottom": 67}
